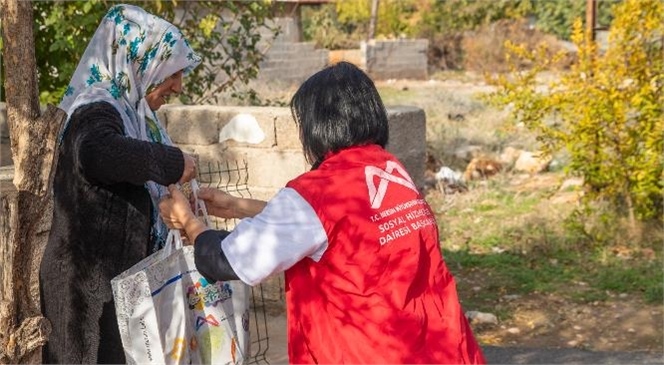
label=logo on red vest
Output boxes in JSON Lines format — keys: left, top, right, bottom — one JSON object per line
{"left": 365, "top": 161, "right": 417, "bottom": 209}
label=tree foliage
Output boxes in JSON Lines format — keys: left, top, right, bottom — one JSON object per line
{"left": 25, "top": 0, "right": 278, "bottom": 105}
{"left": 418, "top": 0, "right": 531, "bottom": 35}
{"left": 336, "top": 0, "right": 419, "bottom": 38}
{"left": 416, "top": 0, "right": 617, "bottom": 40}
{"left": 301, "top": 4, "right": 359, "bottom": 50}
{"left": 302, "top": 0, "right": 423, "bottom": 49}
{"left": 33, "top": 1, "right": 110, "bottom": 104}
{"left": 488, "top": 0, "right": 664, "bottom": 222}
{"left": 529, "top": 0, "right": 617, "bottom": 41}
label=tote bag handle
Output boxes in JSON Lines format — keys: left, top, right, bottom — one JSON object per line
{"left": 162, "top": 229, "right": 183, "bottom": 258}
{"left": 190, "top": 179, "right": 212, "bottom": 227}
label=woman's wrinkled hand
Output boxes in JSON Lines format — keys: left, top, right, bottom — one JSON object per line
{"left": 160, "top": 185, "right": 210, "bottom": 243}
{"left": 159, "top": 184, "right": 196, "bottom": 230}
{"left": 179, "top": 152, "right": 197, "bottom": 183}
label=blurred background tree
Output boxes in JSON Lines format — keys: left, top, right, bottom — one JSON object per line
{"left": 300, "top": 0, "right": 620, "bottom": 72}
{"left": 6, "top": 0, "right": 279, "bottom": 105}
{"left": 1, "top": 0, "right": 628, "bottom": 103}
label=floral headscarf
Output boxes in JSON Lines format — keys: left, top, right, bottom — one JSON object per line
{"left": 59, "top": 4, "right": 202, "bottom": 251}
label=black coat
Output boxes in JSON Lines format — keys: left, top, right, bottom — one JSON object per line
{"left": 40, "top": 101, "right": 184, "bottom": 364}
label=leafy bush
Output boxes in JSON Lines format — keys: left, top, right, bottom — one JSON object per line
{"left": 301, "top": 0, "right": 420, "bottom": 50}
{"left": 27, "top": 0, "right": 278, "bottom": 105}
{"left": 301, "top": 4, "right": 361, "bottom": 50}
{"left": 335, "top": 0, "right": 417, "bottom": 38}
{"left": 153, "top": 1, "right": 279, "bottom": 105}
{"left": 415, "top": 0, "right": 619, "bottom": 71}
{"left": 488, "top": 0, "right": 664, "bottom": 223}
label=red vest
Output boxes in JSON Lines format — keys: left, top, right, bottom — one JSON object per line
{"left": 285, "top": 145, "right": 485, "bottom": 364}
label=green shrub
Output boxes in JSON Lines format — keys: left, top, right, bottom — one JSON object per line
{"left": 26, "top": 0, "right": 278, "bottom": 105}
{"left": 488, "top": 0, "right": 664, "bottom": 223}
{"left": 529, "top": 0, "right": 618, "bottom": 41}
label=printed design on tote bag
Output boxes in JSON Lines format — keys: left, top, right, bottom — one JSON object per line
{"left": 197, "top": 324, "right": 227, "bottom": 364}
{"left": 195, "top": 314, "right": 220, "bottom": 331}
{"left": 118, "top": 275, "right": 150, "bottom": 315}
{"left": 189, "top": 336, "right": 198, "bottom": 352}
{"left": 242, "top": 310, "right": 250, "bottom": 332}
{"left": 365, "top": 161, "right": 417, "bottom": 209}
{"left": 187, "top": 277, "right": 233, "bottom": 310}
{"left": 169, "top": 337, "right": 187, "bottom": 361}
{"left": 231, "top": 337, "right": 237, "bottom": 364}
{"left": 138, "top": 316, "right": 155, "bottom": 362}
{"left": 112, "top": 245, "right": 249, "bottom": 365}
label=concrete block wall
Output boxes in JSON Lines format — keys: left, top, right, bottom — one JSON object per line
{"left": 257, "top": 17, "right": 329, "bottom": 85}
{"left": 0, "top": 104, "right": 426, "bottom": 192}
{"left": 257, "top": 36, "right": 429, "bottom": 85}
{"left": 257, "top": 42, "right": 329, "bottom": 85}
{"left": 361, "top": 39, "right": 429, "bottom": 80}
{"left": 156, "top": 104, "right": 426, "bottom": 202}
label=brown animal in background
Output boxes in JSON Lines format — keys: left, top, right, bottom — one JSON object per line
{"left": 426, "top": 151, "right": 442, "bottom": 173}
{"left": 463, "top": 157, "right": 503, "bottom": 181}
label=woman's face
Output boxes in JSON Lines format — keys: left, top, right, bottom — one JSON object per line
{"left": 146, "top": 71, "right": 183, "bottom": 110}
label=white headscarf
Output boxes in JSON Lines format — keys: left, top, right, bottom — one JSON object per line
{"left": 59, "top": 4, "right": 202, "bottom": 251}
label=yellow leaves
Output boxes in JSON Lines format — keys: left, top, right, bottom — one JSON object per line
{"left": 569, "top": 18, "right": 585, "bottom": 47}
{"left": 153, "top": 0, "right": 177, "bottom": 16}
{"left": 504, "top": 41, "right": 530, "bottom": 60}
{"left": 199, "top": 14, "right": 220, "bottom": 38}
{"left": 488, "top": 0, "right": 663, "bottom": 221}
{"left": 335, "top": 0, "right": 371, "bottom": 24}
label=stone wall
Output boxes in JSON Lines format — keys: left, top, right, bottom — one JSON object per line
{"left": 0, "top": 103, "right": 426, "bottom": 192}
{"left": 256, "top": 19, "right": 428, "bottom": 85}
{"left": 256, "top": 42, "right": 329, "bottom": 85}
{"left": 156, "top": 104, "right": 426, "bottom": 201}
{"left": 362, "top": 39, "right": 429, "bottom": 80}
{"left": 256, "top": 17, "right": 329, "bottom": 85}
{"left": 320, "top": 40, "right": 430, "bottom": 80}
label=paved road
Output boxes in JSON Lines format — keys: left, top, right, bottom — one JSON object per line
{"left": 262, "top": 346, "right": 663, "bottom": 364}
{"left": 259, "top": 313, "right": 663, "bottom": 364}
{"left": 483, "top": 346, "right": 664, "bottom": 364}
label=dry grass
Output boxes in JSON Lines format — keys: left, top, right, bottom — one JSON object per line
{"left": 376, "top": 75, "right": 539, "bottom": 171}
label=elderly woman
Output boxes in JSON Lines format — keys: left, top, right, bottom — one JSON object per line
{"left": 40, "top": 4, "right": 200, "bottom": 363}
{"left": 160, "top": 61, "right": 486, "bottom": 364}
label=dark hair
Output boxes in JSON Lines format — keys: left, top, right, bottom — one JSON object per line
{"left": 290, "top": 61, "right": 389, "bottom": 166}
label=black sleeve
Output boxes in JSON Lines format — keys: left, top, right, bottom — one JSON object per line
{"left": 72, "top": 102, "right": 184, "bottom": 186}
{"left": 194, "top": 229, "right": 241, "bottom": 283}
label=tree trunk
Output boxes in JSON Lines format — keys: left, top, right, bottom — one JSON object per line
{"left": 0, "top": 0, "right": 66, "bottom": 363}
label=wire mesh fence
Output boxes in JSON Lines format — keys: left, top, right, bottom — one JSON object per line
{"left": 197, "top": 160, "right": 271, "bottom": 364}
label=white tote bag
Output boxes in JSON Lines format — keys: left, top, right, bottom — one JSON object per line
{"left": 111, "top": 182, "right": 251, "bottom": 365}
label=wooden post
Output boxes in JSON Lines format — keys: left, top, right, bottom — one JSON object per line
{"left": 0, "top": 0, "right": 66, "bottom": 363}
{"left": 586, "top": 0, "right": 596, "bottom": 41}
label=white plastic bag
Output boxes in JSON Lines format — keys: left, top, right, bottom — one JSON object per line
{"left": 111, "top": 182, "right": 251, "bottom": 364}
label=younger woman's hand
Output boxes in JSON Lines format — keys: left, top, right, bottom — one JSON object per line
{"left": 197, "top": 187, "right": 267, "bottom": 219}
{"left": 197, "top": 187, "right": 237, "bottom": 219}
